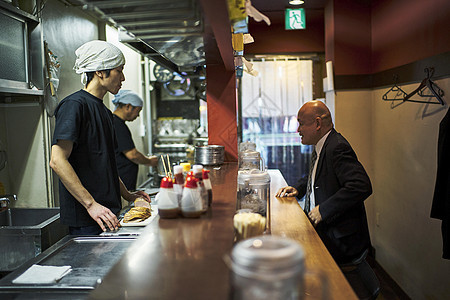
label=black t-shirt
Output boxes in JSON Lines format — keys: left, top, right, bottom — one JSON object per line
{"left": 113, "top": 114, "right": 138, "bottom": 191}
{"left": 52, "top": 90, "right": 121, "bottom": 227}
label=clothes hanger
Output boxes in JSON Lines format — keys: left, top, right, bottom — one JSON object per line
{"left": 403, "top": 67, "right": 445, "bottom": 105}
{"left": 419, "top": 76, "right": 445, "bottom": 103}
{"left": 382, "top": 75, "right": 408, "bottom": 101}
{"left": 382, "top": 75, "right": 408, "bottom": 108}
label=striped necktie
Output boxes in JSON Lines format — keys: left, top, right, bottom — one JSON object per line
{"left": 304, "top": 148, "right": 317, "bottom": 213}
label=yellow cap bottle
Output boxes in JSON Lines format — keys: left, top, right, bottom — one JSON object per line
{"left": 180, "top": 163, "right": 191, "bottom": 174}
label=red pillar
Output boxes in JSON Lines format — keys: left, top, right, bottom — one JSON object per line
{"left": 206, "top": 64, "right": 238, "bottom": 162}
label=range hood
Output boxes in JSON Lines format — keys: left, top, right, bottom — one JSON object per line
{"left": 65, "top": 0, "right": 206, "bottom": 75}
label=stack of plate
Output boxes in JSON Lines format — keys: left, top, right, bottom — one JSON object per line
{"left": 194, "top": 145, "right": 225, "bottom": 165}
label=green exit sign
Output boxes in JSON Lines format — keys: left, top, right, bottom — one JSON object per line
{"left": 285, "top": 8, "right": 306, "bottom": 30}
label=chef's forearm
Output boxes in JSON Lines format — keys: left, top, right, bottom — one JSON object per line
{"left": 50, "top": 145, "right": 96, "bottom": 209}
{"left": 119, "top": 177, "right": 133, "bottom": 202}
{"left": 124, "top": 148, "right": 157, "bottom": 166}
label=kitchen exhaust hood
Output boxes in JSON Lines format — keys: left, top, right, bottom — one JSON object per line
{"left": 64, "top": 0, "right": 206, "bottom": 76}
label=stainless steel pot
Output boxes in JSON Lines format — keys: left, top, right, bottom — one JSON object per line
{"left": 194, "top": 145, "right": 225, "bottom": 165}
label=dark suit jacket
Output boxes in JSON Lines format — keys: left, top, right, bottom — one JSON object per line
{"left": 431, "top": 108, "right": 450, "bottom": 259}
{"left": 295, "top": 128, "right": 372, "bottom": 264}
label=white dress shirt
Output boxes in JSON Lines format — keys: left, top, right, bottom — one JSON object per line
{"left": 309, "top": 130, "right": 331, "bottom": 210}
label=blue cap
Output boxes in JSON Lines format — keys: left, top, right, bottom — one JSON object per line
{"left": 112, "top": 90, "right": 143, "bottom": 107}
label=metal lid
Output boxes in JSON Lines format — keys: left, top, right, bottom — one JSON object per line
{"left": 230, "top": 235, "right": 305, "bottom": 280}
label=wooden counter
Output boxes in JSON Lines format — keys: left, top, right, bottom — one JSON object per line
{"left": 89, "top": 163, "right": 357, "bottom": 300}
{"left": 268, "top": 169, "right": 357, "bottom": 300}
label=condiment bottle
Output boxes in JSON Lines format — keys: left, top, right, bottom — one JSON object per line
{"left": 180, "top": 162, "right": 191, "bottom": 176}
{"left": 173, "top": 165, "right": 184, "bottom": 206}
{"left": 193, "top": 164, "right": 207, "bottom": 212}
{"left": 156, "top": 176, "right": 179, "bottom": 219}
{"left": 202, "top": 169, "right": 213, "bottom": 206}
{"left": 181, "top": 175, "right": 203, "bottom": 218}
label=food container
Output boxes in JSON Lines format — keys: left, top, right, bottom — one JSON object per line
{"left": 194, "top": 145, "right": 224, "bottom": 165}
{"left": 237, "top": 169, "right": 270, "bottom": 217}
{"left": 238, "top": 149, "right": 263, "bottom": 171}
{"left": 233, "top": 212, "right": 266, "bottom": 242}
{"left": 228, "top": 235, "right": 327, "bottom": 300}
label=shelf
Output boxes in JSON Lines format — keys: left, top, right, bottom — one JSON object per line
{"left": 0, "top": 86, "right": 44, "bottom": 97}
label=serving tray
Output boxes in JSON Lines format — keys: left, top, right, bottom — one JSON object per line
{"left": 119, "top": 205, "right": 158, "bottom": 227}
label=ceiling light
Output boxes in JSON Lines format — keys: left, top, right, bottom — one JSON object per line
{"left": 289, "top": 0, "right": 304, "bottom": 5}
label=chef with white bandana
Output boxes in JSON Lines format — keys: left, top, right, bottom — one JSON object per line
{"left": 49, "top": 40, "right": 150, "bottom": 235}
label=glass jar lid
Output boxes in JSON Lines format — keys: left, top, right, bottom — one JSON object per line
{"left": 230, "top": 235, "right": 305, "bottom": 280}
{"left": 239, "top": 142, "right": 257, "bottom": 152}
{"left": 237, "top": 169, "right": 270, "bottom": 184}
{"left": 239, "top": 149, "right": 260, "bottom": 159}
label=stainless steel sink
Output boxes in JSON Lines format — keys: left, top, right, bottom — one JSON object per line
{"left": 0, "top": 208, "right": 69, "bottom": 273}
{"left": 0, "top": 208, "right": 60, "bottom": 227}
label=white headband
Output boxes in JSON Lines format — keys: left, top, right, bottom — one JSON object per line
{"left": 73, "top": 40, "right": 125, "bottom": 84}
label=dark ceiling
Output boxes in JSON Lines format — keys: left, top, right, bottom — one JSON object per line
{"left": 62, "top": 0, "right": 329, "bottom": 75}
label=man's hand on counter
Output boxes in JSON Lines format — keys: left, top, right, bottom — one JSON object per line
{"left": 87, "top": 201, "right": 120, "bottom": 231}
{"left": 275, "top": 186, "right": 299, "bottom": 198}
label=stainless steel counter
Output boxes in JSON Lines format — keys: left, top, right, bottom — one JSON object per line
{"left": 0, "top": 236, "right": 136, "bottom": 299}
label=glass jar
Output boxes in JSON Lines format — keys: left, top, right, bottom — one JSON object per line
{"left": 238, "top": 149, "right": 263, "bottom": 171}
{"left": 237, "top": 169, "right": 270, "bottom": 217}
{"left": 229, "top": 236, "right": 305, "bottom": 300}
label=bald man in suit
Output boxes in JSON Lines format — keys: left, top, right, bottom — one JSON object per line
{"left": 276, "top": 100, "right": 372, "bottom": 264}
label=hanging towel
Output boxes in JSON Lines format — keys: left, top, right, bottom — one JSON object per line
{"left": 12, "top": 265, "right": 72, "bottom": 285}
{"left": 431, "top": 107, "right": 450, "bottom": 259}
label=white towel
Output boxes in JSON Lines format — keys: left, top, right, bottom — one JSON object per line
{"left": 12, "top": 264, "right": 72, "bottom": 285}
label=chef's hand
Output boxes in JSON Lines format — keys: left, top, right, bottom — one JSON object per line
{"left": 130, "top": 190, "right": 151, "bottom": 203}
{"left": 147, "top": 155, "right": 158, "bottom": 167}
{"left": 87, "top": 202, "right": 119, "bottom": 231}
{"left": 275, "top": 186, "right": 298, "bottom": 197}
{"left": 308, "top": 205, "right": 322, "bottom": 226}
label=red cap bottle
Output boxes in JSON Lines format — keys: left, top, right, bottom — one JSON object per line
{"left": 160, "top": 176, "right": 173, "bottom": 188}
{"left": 184, "top": 175, "right": 198, "bottom": 189}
